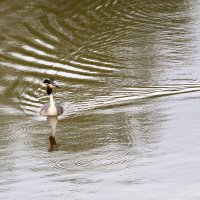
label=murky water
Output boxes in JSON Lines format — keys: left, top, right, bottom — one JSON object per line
{"left": 1, "top": 0, "right": 200, "bottom": 199}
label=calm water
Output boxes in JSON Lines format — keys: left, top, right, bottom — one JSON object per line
{"left": 1, "top": 0, "right": 200, "bottom": 199}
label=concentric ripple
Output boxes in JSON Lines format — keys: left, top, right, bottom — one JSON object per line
{"left": 53, "top": 152, "right": 130, "bottom": 171}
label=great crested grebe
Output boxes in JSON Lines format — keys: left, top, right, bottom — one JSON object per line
{"left": 40, "top": 78, "right": 64, "bottom": 116}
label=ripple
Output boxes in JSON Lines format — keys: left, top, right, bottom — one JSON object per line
{"left": 1, "top": 61, "right": 98, "bottom": 81}
{"left": 0, "top": 116, "right": 39, "bottom": 163}
{"left": 40, "top": 16, "right": 80, "bottom": 49}
{"left": 24, "top": 23, "right": 60, "bottom": 43}
{"left": 12, "top": 36, "right": 57, "bottom": 55}
{"left": 14, "top": 153, "right": 35, "bottom": 161}
{"left": 9, "top": 52, "right": 98, "bottom": 75}
{"left": 22, "top": 45, "right": 57, "bottom": 58}
{"left": 79, "top": 56, "right": 120, "bottom": 68}
{"left": 69, "top": 60, "right": 118, "bottom": 72}
{"left": 56, "top": 155, "right": 128, "bottom": 170}
{"left": 61, "top": 84, "right": 200, "bottom": 113}
{"left": 97, "top": 84, "right": 200, "bottom": 108}
{"left": 7, "top": 120, "right": 35, "bottom": 139}
{"left": 34, "top": 38, "right": 55, "bottom": 50}
{"left": 46, "top": 145, "right": 132, "bottom": 172}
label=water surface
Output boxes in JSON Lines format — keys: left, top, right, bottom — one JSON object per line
{"left": 1, "top": 0, "right": 200, "bottom": 199}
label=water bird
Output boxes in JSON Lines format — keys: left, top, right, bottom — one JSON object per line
{"left": 40, "top": 78, "right": 64, "bottom": 116}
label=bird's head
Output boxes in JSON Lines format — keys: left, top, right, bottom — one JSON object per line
{"left": 43, "top": 78, "right": 60, "bottom": 95}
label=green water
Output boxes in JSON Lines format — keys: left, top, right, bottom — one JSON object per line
{"left": 1, "top": 0, "right": 200, "bottom": 199}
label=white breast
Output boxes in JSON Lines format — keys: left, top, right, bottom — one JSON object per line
{"left": 47, "top": 104, "right": 58, "bottom": 116}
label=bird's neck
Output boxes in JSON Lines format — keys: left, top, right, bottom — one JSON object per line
{"left": 47, "top": 86, "right": 53, "bottom": 95}
{"left": 49, "top": 93, "right": 55, "bottom": 107}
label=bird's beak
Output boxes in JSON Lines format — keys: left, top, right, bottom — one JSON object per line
{"left": 52, "top": 82, "right": 60, "bottom": 88}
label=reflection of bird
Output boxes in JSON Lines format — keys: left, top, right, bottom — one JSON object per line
{"left": 40, "top": 78, "right": 64, "bottom": 116}
{"left": 47, "top": 116, "right": 59, "bottom": 152}
{"left": 49, "top": 135, "right": 58, "bottom": 152}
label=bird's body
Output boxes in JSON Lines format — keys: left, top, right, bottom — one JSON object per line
{"left": 40, "top": 78, "right": 64, "bottom": 116}
{"left": 40, "top": 103, "right": 64, "bottom": 116}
